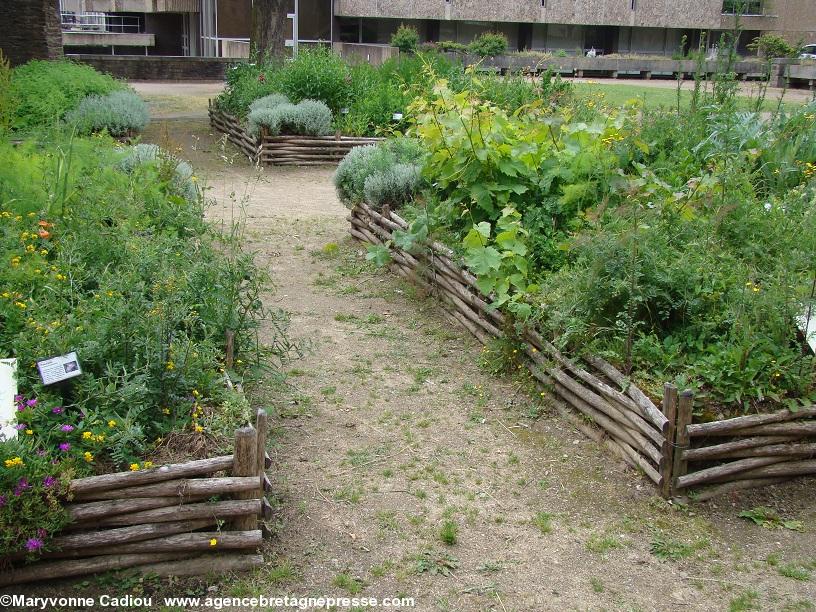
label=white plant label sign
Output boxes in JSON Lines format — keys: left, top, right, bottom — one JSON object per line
{"left": 796, "top": 310, "right": 816, "bottom": 354}
{"left": 36, "top": 352, "right": 82, "bottom": 386}
{"left": 0, "top": 359, "right": 18, "bottom": 441}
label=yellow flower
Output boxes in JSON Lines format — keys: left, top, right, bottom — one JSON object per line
{"left": 162, "top": 407, "right": 170, "bottom": 415}
{"left": 25, "top": 429, "right": 33, "bottom": 435}
{"left": 39, "top": 249, "right": 48, "bottom": 256}
{"left": 143, "top": 461, "right": 154, "bottom": 469}
{"left": 209, "top": 538, "right": 217, "bottom": 547}
{"left": 4, "top": 457, "right": 24, "bottom": 468}
{"left": 108, "top": 420, "right": 117, "bottom": 428}
{"left": 194, "top": 424, "right": 204, "bottom": 433}
{"left": 82, "top": 431, "right": 93, "bottom": 439}
{"left": 95, "top": 434, "right": 105, "bottom": 443}
{"left": 166, "top": 361, "right": 175, "bottom": 371}
{"left": 56, "top": 274, "right": 66, "bottom": 281}
{"left": 84, "top": 452, "right": 94, "bottom": 463}
{"left": 25, "top": 244, "right": 35, "bottom": 253}
{"left": 14, "top": 301, "right": 27, "bottom": 310}
{"left": 129, "top": 463, "right": 140, "bottom": 471}
{"left": 192, "top": 389, "right": 200, "bottom": 397}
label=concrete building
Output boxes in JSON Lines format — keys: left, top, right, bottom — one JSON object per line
{"left": 54, "top": 0, "right": 816, "bottom": 59}
{"left": 334, "top": 0, "right": 816, "bottom": 56}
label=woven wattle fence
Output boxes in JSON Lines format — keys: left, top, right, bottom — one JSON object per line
{"left": 348, "top": 203, "right": 816, "bottom": 501}
{"left": 0, "top": 410, "right": 272, "bottom": 586}
{"left": 208, "top": 102, "right": 382, "bottom": 166}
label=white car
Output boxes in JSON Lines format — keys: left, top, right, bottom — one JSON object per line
{"left": 800, "top": 44, "right": 816, "bottom": 59}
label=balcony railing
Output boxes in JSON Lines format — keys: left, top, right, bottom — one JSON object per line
{"left": 60, "top": 12, "right": 142, "bottom": 33}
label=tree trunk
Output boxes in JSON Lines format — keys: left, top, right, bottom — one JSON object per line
{"left": 251, "top": 0, "right": 288, "bottom": 60}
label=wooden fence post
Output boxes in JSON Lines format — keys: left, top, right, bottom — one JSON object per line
{"left": 232, "top": 426, "right": 258, "bottom": 531}
{"left": 255, "top": 409, "right": 268, "bottom": 481}
{"left": 671, "top": 390, "right": 694, "bottom": 497}
{"left": 660, "top": 384, "right": 679, "bottom": 499}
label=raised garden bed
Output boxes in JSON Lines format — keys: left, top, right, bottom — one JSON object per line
{"left": 349, "top": 204, "right": 816, "bottom": 502}
{"left": 208, "top": 103, "right": 382, "bottom": 166}
{"left": 0, "top": 409, "right": 271, "bottom": 586}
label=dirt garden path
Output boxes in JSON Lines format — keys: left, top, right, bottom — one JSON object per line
{"left": 142, "top": 113, "right": 816, "bottom": 612}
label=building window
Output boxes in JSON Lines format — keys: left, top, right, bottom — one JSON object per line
{"left": 722, "top": 0, "right": 763, "bottom": 15}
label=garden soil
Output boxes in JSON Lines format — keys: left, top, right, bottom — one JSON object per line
{"left": 138, "top": 116, "right": 816, "bottom": 611}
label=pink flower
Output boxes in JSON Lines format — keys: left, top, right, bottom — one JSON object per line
{"left": 0, "top": 495, "right": 6, "bottom": 507}
{"left": 43, "top": 476, "right": 56, "bottom": 488}
{"left": 60, "top": 424, "right": 74, "bottom": 432}
{"left": 14, "top": 424, "right": 26, "bottom": 431}
{"left": 37, "top": 528, "right": 47, "bottom": 539}
{"left": 13, "top": 394, "right": 23, "bottom": 403}
{"left": 26, "top": 399, "right": 37, "bottom": 408}
{"left": 58, "top": 442, "right": 71, "bottom": 452}
{"left": 25, "top": 538, "right": 44, "bottom": 552}
{"left": 51, "top": 406, "right": 63, "bottom": 414}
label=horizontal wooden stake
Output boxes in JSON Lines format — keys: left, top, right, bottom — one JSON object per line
{"left": 93, "top": 499, "right": 261, "bottom": 528}
{"left": 683, "top": 437, "right": 805, "bottom": 461}
{"left": 44, "top": 531, "right": 262, "bottom": 558}
{"left": 69, "top": 456, "right": 233, "bottom": 495}
{"left": 687, "top": 406, "right": 816, "bottom": 437}
{"left": 676, "top": 456, "right": 790, "bottom": 489}
{"left": 682, "top": 477, "right": 792, "bottom": 502}
{"left": 49, "top": 519, "right": 215, "bottom": 552}
{"left": 0, "top": 552, "right": 190, "bottom": 586}
{"left": 125, "top": 553, "right": 264, "bottom": 579}
{"left": 73, "top": 476, "right": 260, "bottom": 501}
{"left": 67, "top": 496, "right": 206, "bottom": 522}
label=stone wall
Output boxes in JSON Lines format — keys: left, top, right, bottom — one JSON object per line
{"left": 0, "top": 0, "right": 64, "bottom": 67}
{"left": 68, "top": 54, "right": 238, "bottom": 80}
{"left": 334, "top": 0, "right": 724, "bottom": 29}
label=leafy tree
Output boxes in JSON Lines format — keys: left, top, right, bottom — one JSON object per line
{"left": 391, "top": 25, "right": 420, "bottom": 54}
{"left": 748, "top": 34, "right": 797, "bottom": 58}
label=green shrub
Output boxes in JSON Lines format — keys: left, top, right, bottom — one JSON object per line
{"left": 334, "top": 138, "right": 424, "bottom": 207}
{"left": 247, "top": 99, "right": 333, "bottom": 137}
{"left": 468, "top": 33, "right": 508, "bottom": 57}
{"left": 363, "top": 163, "right": 423, "bottom": 210}
{"left": 437, "top": 41, "right": 469, "bottom": 53}
{"left": 407, "top": 69, "right": 816, "bottom": 412}
{"left": 66, "top": 90, "right": 149, "bottom": 137}
{"left": 10, "top": 59, "right": 124, "bottom": 131}
{"left": 0, "top": 133, "right": 291, "bottom": 557}
{"left": 248, "top": 93, "right": 290, "bottom": 113}
{"left": 391, "top": 25, "right": 420, "bottom": 54}
{"left": 118, "top": 143, "right": 200, "bottom": 203}
{"left": 216, "top": 61, "right": 281, "bottom": 119}
{"left": 277, "top": 47, "right": 351, "bottom": 113}
{"left": 215, "top": 50, "right": 570, "bottom": 136}
{"left": 748, "top": 34, "right": 797, "bottom": 59}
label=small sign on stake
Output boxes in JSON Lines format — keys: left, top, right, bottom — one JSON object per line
{"left": 37, "top": 352, "right": 82, "bottom": 386}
